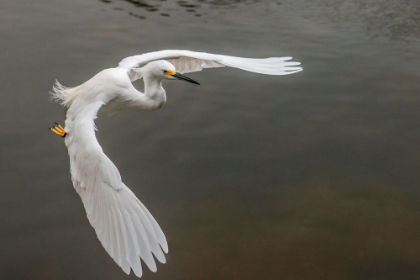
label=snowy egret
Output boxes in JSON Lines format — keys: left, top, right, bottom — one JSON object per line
{"left": 49, "top": 50, "right": 302, "bottom": 277}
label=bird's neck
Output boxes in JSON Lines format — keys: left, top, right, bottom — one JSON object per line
{"left": 143, "top": 75, "right": 167, "bottom": 110}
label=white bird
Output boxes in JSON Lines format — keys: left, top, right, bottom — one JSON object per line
{"left": 49, "top": 50, "right": 302, "bottom": 277}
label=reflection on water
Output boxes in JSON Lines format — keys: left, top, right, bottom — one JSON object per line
{"left": 101, "top": 0, "right": 263, "bottom": 18}
{"left": 287, "top": 0, "right": 420, "bottom": 40}
{"left": 105, "top": 0, "right": 420, "bottom": 39}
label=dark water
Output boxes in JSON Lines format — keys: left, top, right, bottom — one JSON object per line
{"left": 1, "top": 0, "right": 420, "bottom": 279}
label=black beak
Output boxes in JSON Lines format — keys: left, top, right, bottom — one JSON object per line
{"left": 172, "top": 73, "right": 200, "bottom": 85}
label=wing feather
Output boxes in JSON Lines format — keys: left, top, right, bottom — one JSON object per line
{"left": 65, "top": 101, "right": 167, "bottom": 277}
{"left": 118, "top": 50, "right": 302, "bottom": 81}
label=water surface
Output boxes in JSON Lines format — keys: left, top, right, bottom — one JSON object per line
{"left": 1, "top": 0, "right": 420, "bottom": 279}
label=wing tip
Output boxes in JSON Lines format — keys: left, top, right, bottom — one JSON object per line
{"left": 160, "top": 242, "right": 169, "bottom": 254}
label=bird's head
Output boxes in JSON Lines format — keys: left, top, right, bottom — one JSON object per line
{"left": 147, "top": 60, "right": 200, "bottom": 85}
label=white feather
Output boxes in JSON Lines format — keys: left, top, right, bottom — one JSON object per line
{"left": 61, "top": 69, "right": 168, "bottom": 276}
{"left": 51, "top": 49, "right": 302, "bottom": 278}
{"left": 118, "top": 49, "right": 302, "bottom": 82}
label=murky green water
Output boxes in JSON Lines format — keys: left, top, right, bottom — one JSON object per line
{"left": 1, "top": 0, "right": 420, "bottom": 279}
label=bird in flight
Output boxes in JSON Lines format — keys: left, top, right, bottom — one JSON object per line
{"left": 49, "top": 50, "right": 302, "bottom": 277}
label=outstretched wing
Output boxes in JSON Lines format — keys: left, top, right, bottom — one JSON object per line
{"left": 64, "top": 101, "right": 167, "bottom": 278}
{"left": 118, "top": 50, "right": 302, "bottom": 81}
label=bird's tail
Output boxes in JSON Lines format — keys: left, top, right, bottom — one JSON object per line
{"left": 50, "top": 80, "right": 81, "bottom": 107}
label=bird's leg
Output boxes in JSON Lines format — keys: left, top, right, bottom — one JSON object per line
{"left": 49, "top": 123, "right": 67, "bottom": 138}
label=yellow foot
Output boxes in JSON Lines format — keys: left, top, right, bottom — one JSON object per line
{"left": 49, "top": 123, "right": 67, "bottom": 138}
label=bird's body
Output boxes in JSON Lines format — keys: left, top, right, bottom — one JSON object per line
{"left": 50, "top": 50, "right": 302, "bottom": 277}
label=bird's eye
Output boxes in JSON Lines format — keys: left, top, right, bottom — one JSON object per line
{"left": 162, "top": 70, "right": 167, "bottom": 74}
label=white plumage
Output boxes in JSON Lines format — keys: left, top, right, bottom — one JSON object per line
{"left": 50, "top": 50, "right": 302, "bottom": 277}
